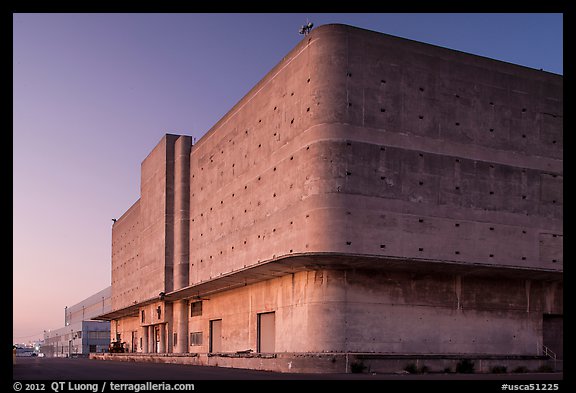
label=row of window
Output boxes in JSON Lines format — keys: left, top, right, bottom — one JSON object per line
{"left": 141, "top": 302, "right": 203, "bottom": 324}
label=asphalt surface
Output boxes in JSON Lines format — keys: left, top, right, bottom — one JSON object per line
{"left": 12, "top": 357, "right": 564, "bottom": 381}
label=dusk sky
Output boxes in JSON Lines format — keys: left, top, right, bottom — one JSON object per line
{"left": 13, "top": 13, "right": 563, "bottom": 344}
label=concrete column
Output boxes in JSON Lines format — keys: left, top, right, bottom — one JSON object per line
{"left": 159, "top": 324, "right": 166, "bottom": 353}
{"left": 173, "top": 135, "right": 191, "bottom": 290}
{"left": 173, "top": 300, "right": 189, "bottom": 353}
{"left": 148, "top": 326, "right": 155, "bottom": 353}
{"left": 164, "top": 302, "right": 173, "bottom": 353}
{"left": 141, "top": 326, "right": 148, "bottom": 353}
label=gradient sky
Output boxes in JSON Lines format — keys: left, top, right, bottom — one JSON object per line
{"left": 13, "top": 13, "right": 563, "bottom": 344}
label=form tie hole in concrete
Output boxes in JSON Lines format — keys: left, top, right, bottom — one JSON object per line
{"left": 346, "top": 241, "right": 352, "bottom": 245}
{"left": 381, "top": 108, "right": 386, "bottom": 112}
{"left": 418, "top": 247, "right": 424, "bottom": 252}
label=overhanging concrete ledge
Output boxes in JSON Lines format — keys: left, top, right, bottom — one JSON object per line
{"left": 95, "top": 252, "right": 562, "bottom": 321}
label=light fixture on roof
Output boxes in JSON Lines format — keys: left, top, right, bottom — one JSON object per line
{"left": 299, "top": 21, "right": 314, "bottom": 36}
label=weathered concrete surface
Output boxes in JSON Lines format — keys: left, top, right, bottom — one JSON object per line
{"left": 106, "top": 24, "right": 563, "bottom": 371}
{"left": 90, "top": 352, "right": 555, "bottom": 374}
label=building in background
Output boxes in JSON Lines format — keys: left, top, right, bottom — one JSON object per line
{"left": 96, "top": 24, "right": 562, "bottom": 373}
{"left": 42, "top": 287, "right": 111, "bottom": 357}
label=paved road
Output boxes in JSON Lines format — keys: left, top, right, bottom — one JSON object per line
{"left": 13, "top": 357, "right": 563, "bottom": 381}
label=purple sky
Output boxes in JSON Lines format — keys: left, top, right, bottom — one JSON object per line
{"left": 12, "top": 13, "right": 563, "bottom": 344}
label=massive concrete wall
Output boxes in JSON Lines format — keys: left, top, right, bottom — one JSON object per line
{"left": 187, "top": 23, "right": 562, "bottom": 287}
{"left": 312, "top": 25, "right": 562, "bottom": 270}
{"left": 108, "top": 24, "right": 562, "bottom": 362}
{"left": 111, "top": 200, "right": 141, "bottom": 310}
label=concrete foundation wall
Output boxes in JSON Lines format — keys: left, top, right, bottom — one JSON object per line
{"left": 91, "top": 352, "right": 555, "bottom": 374}
{"left": 341, "top": 270, "right": 561, "bottom": 355}
{"left": 113, "top": 268, "right": 561, "bottom": 357}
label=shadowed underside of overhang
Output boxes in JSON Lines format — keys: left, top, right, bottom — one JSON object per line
{"left": 94, "top": 252, "right": 562, "bottom": 321}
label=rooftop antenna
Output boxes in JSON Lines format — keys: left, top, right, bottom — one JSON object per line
{"left": 299, "top": 19, "right": 314, "bottom": 36}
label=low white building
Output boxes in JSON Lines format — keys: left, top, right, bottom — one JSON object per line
{"left": 42, "top": 287, "right": 112, "bottom": 357}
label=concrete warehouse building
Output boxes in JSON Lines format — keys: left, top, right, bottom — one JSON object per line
{"left": 95, "top": 24, "right": 563, "bottom": 373}
{"left": 43, "top": 287, "right": 111, "bottom": 357}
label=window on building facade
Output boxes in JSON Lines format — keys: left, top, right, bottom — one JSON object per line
{"left": 157, "top": 306, "right": 161, "bottom": 319}
{"left": 191, "top": 301, "right": 202, "bottom": 317}
{"left": 141, "top": 310, "right": 145, "bottom": 323}
{"left": 190, "top": 332, "right": 202, "bottom": 346}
